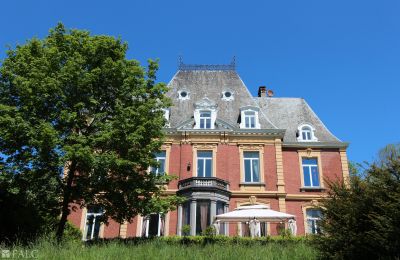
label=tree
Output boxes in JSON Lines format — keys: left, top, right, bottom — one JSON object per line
{"left": 314, "top": 147, "right": 400, "bottom": 259}
{"left": 0, "top": 23, "right": 182, "bottom": 242}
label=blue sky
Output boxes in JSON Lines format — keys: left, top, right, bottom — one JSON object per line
{"left": 1, "top": 0, "right": 399, "bottom": 164}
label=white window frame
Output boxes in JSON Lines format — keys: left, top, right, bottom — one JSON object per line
{"left": 197, "top": 151, "right": 213, "bottom": 177}
{"left": 162, "top": 108, "right": 170, "bottom": 127}
{"left": 143, "top": 213, "right": 163, "bottom": 237}
{"left": 302, "top": 158, "right": 320, "bottom": 187}
{"left": 243, "top": 152, "right": 260, "bottom": 183}
{"left": 297, "top": 124, "right": 318, "bottom": 142}
{"left": 178, "top": 90, "right": 190, "bottom": 100}
{"left": 83, "top": 209, "right": 103, "bottom": 241}
{"left": 199, "top": 110, "right": 212, "bottom": 129}
{"left": 239, "top": 107, "right": 260, "bottom": 129}
{"left": 221, "top": 90, "right": 234, "bottom": 101}
{"left": 306, "top": 209, "right": 321, "bottom": 234}
{"left": 151, "top": 151, "right": 166, "bottom": 176}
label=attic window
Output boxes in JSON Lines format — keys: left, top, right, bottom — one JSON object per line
{"left": 221, "top": 91, "right": 234, "bottom": 101}
{"left": 239, "top": 106, "right": 260, "bottom": 129}
{"left": 178, "top": 90, "right": 190, "bottom": 100}
{"left": 297, "top": 124, "right": 318, "bottom": 142}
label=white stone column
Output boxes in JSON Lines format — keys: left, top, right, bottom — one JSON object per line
{"left": 224, "top": 204, "right": 229, "bottom": 236}
{"left": 210, "top": 200, "right": 217, "bottom": 225}
{"left": 177, "top": 204, "right": 182, "bottom": 236}
{"left": 190, "top": 199, "right": 197, "bottom": 236}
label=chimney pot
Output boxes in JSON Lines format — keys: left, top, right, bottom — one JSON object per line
{"left": 258, "top": 86, "right": 267, "bottom": 97}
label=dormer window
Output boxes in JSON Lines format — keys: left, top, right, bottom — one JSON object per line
{"left": 244, "top": 111, "right": 256, "bottom": 128}
{"left": 297, "top": 124, "right": 318, "bottom": 142}
{"left": 162, "top": 108, "right": 170, "bottom": 127}
{"left": 194, "top": 97, "right": 218, "bottom": 130}
{"left": 178, "top": 90, "right": 190, "bottom": 100}
{"left": 239, "top": 106, "right": 260, "bottom": 129}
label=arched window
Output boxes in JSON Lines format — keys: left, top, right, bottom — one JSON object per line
{"left": 239, "top": 106, "right": 260, "bottom": 129}
{"left": 297, "top": 124, "right": 318, "bottom": 142}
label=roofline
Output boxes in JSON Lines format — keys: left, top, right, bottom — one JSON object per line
{"left": 163, "top": 128, "right": 285, "bottom": 137}
{"left": 282, "top": 142, "right": 349, "bottom": 149}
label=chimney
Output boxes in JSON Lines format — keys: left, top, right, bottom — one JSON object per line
{"left": 258, "top": 86, "right": 267, "bottom": 97}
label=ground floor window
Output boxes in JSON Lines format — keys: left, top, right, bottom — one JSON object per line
{"left": 142, "top": 213, "right": 165, "bottom": 237}
{"left": 196, "top": 200, "right": 211, "bottom": 235}
{"left": 83, "top": 206, "right": 103, "bottom": 240}
{"left": 306, "top": 209, "right": 322, "bottom": 234}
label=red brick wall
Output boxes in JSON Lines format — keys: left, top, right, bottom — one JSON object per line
{"left": 103, "top": 219, "right": 120, "bottom": 238}
{"left": 321, "top": 150, "right": 343, "bottom": 183}
{"left": 265, "top": 145, "right": 277, "bottom": 191}
{"left": 218, "top": 145, "right": 240, "bottom": 188}
{"left": 286, "top": 201, "right": 306, "bottom": 235}
{"left": 126, "top": 217, "right": 138, "bottom": 238}
{"left": 168, "top": 209, "right": 178, "bottom": 236}
{"left": 67, "top": 203, "right": 83, "bottom": 229}
{"left": 282, "top": 149, "right": 302, "bottom": 194}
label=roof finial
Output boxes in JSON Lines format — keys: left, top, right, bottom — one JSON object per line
{"left": 232, "top": 56, "right": 236, "bottom": 67}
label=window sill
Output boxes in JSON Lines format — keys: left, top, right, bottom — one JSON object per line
{"left": 300, "top": 187, "right": 326, "bottom": 192}
{"left": 239, "top": 182, "right": 265, "bottom": 186}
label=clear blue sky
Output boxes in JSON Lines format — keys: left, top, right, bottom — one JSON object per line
{"left": 1, "top": 0, "right": 399, "bottom": 164}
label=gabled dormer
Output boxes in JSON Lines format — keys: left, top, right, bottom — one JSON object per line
{"left": 194, "top": 97, "right": 218, "bottom": 129}
{"left": 239, "top": 106, "right": 261, "bottom": 129}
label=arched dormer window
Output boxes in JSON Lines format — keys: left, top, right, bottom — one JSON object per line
{"left": 194, "top": 97, "right": 218, "bottom": 129}
{"left": 239, "top": 106, "right": 260, "bottom": 129}
{"left": 297, "top": 124, "right": 318, "bottom": 142}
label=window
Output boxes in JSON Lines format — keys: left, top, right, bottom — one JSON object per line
{"left": 302, "top": 158, "right": 320, "bottom": 187}
{"left": 222, "top": 91, "right": 234, "bottom": 101}
{"left": 239, "top": 107, "right": 260, "bottom": 129}
{"left": 151, "top": 151, "right": 166, "bottom": 176}
{"left": 142, "top": 213, "right": 165, "bottom": 237}
{"left": 244, "top": 152, "right": 260, "bottom": 182}
{"left": 197, "top": 151, "right": 212, "bottom": 177}
{"left": 297, "top": 124, "right": 318, "bottom": 142}
{"left": 199, "top": 111, "right": 211, "bottom": 129}
{"left": 244, "top": 111, "right": 256, "bottom": 128}
{"left": 178, "top": 90, "right": 190, "bottom": 100}
{"left": 196, "top": 200, "right": 211, "bottom": 235}
{"left": 83, "top": 207, "right": 103, "bottom": 240}
{"left": 306, "top": 209, "right": 322, "bottom": 234}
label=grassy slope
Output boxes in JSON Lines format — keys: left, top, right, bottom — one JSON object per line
{"left": 9, "top": 239, "right": 317, "bottom": 260}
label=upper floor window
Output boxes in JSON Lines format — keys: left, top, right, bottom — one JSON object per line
{"left": 240, "top": 106, "right": 260, "bottom": 129}
{"left": 151, "top": 151, "right": 166, "bottom": 176}
{"left": 306, "top": 209, "right": 322, "bottom": 234}
{"left": 243, "top": 151, "right": 260, "bottom": 182}
{"left": 83, "top": 206, "right": 103, "bottom": 241}
{"left": 297, "top": 124, "right": 318, "bottom": 142}
{"left": 302, "top": 158, "right": 320, "bottom": 187}
{"left": 197, "top": 151, "right": 212, "bottom": 177}
{"left": 199, "top": 111, "right": 212, "bottom": 129}
{"left": 162, "top": 109, "right": 170, "bottom": 127}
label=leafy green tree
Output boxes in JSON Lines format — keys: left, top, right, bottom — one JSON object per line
{"left": 314, "top": 147, "right": 400, "bottom": 259}
{"left": 0, "top": 23, "right": 182, "bottom": 242}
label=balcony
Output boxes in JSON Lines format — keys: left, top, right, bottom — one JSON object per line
{"left": 177, "top": 177, "right": 230, "bottom": 195}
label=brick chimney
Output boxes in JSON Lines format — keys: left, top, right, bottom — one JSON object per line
{"left": 258, "top": 86, "right": 267, "bottom": 97}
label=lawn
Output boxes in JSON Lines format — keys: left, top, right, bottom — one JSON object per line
{"left": 4, "top": 237, "right": 317, "bottom": 260}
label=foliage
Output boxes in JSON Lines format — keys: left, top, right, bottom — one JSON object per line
{"left": 314, "top": 147, "right": 400, "bottom": 259}
{"left": 0, "top": 23, "right": 183, "bottom": 242}
{"left": 202, "top": 226, "right": 216, "bottom": 237}
{"left": 181, "top": 225, "right": 191, "bottom": 237}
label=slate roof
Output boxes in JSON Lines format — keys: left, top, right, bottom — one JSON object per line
{"left": 166, "top": 70, "right": 276, "bottom": 130}
{"left": 255, "top": 97, "right": 341, "bottom": 143}
{"left": 165, "top": 66, "right": 343, "bottom": 144}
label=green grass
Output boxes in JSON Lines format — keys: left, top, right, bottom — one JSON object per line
{"left": 4, "top": 237, "right": 317, "bottom": 260}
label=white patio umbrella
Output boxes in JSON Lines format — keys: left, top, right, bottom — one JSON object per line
{"left": 214, "top": 205, "right": 295, "bottom": 223}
